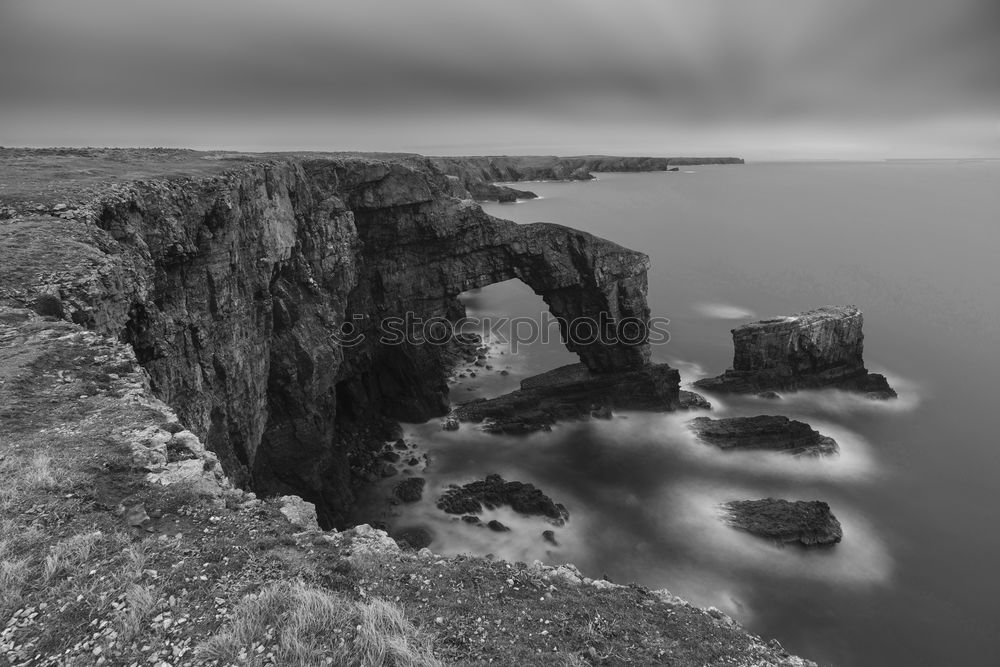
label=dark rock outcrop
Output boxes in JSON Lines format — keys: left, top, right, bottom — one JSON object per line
{"left": 721, "top": 499, "right": 843, "bottom": 546}
{"left": 694, "top": 306, "right": 896, "bottom": 399}
{"left": 455, "top": 362, "right": 707, "bottom": 434}
{"left": 394, "top": 477, "right": 426, "bottom": 503}
{"left": 437, "top": 474, "right": 568, "bottom": 525}
{"left": 430, "top": 155, "right": 744, "bottom": 201}
{"left": 487, "top": 520, "right": 511, "bottom": 532}
{"left": 392, "top": 526, "right": 433, "bottom": 549}
{"left": 688, "top": 415, "right": 839, "bottom": 457}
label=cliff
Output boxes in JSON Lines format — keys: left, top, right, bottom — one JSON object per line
{"left": 429, "top": 154, "right": 745, "bottom": 201}
{"left": 1, "top": 148, "right": 657, "bottom": 529}
{"left": 694, "top": 305, "right": 896, "bottom": 398}
{"left": 0, "top": 147, "right": 822, "bottom": 666}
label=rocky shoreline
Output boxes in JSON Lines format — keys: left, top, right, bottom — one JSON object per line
{"left": 430, "top": 154, "right": 745, "bottom": 202}
{"left": 1, "top": 147, "right": 864, "bottom": 666}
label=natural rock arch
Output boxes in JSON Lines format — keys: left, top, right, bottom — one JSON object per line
{"left": 334, "top": 162, "right": 654, "bottom": 374}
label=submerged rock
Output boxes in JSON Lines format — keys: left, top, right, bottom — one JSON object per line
{"left": 455, "top": 362, "right": 703, "bottom": 434}
{"left": 392, "top": 526, "right": 434, "bottom": 550}
{"left": 436, "top": 474, "right": 569, "bottom": 525}
{"left": 722, "top": 499, "right": 842, "bottom": 546}
{"left": 487, "top": 520, "right": 511, "bottom": 532}
{"left": 688, "top": 415, "right": 839, "bottom": 457}
{"left": 694, "top": 305, "right": 896, "bottom": 399}
{"left": 393, "top": 477, "right": 426, "bottom": 503}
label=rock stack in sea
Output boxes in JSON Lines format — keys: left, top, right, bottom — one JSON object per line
{"left": 694, "top": 305, "right": 896, "bottom": 399}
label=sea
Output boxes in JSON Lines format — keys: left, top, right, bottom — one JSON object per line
{"left": 368, "top": 160, "right": 1000, "bottom": 666}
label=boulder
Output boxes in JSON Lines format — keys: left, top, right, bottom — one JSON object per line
{"left": 277, "top": 495, "right": 320, "bottom": 531}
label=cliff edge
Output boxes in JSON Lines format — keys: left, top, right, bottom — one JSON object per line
{"left": 0, "top": 148, "right": 815, "bottom": 666}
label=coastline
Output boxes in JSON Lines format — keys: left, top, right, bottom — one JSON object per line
{"left": 0, "top": 147, "right": 819, "bottom": 666}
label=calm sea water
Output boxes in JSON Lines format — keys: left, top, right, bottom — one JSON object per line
{"left": 378, "top": 161, "right": 1000, "bottom": 666}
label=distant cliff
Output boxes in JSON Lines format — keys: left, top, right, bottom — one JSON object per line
{"left": 430, "top": 154, "right": 745, "bottom": 201}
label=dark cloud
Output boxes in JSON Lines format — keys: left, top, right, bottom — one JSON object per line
{"left": 0, "top": 0, "right": 997, "bottom": 156}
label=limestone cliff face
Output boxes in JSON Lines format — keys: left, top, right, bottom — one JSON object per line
{"left": 31, "top": 154, "right": 656, "bottom": 526}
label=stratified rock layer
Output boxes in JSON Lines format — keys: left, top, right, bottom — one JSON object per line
{"left": 722, "top": 499, "right": 843, "bottom": 546}
{"left": 694, "top": 305, "right": 896, "bottom": 398}
{"left": 688, "top": 415, "right": 839, "bottom": 457}
{"left": 454, "top": 362, "right": 704, "bottom": 434}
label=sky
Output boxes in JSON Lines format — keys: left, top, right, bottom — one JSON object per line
{"left": 1, "top": 0, "right": 998, "bottom": 159}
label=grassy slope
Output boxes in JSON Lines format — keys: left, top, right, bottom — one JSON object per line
{"left": 0, "top": 148, "right": 814, "bottom": 666}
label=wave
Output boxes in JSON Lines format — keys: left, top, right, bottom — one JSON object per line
{"left": 693, "top": 302, "right": 755, "bottom": 320}
{"left": 759, "top": 370, "right": 921, "bottom": 416}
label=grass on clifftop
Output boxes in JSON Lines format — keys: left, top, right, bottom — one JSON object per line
{"left": 0, "top": 308, "right": 806, "bottom": 665}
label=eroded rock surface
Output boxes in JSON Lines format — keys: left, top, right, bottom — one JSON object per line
{"left": 688, "top": 415, "right": 839, "bottom": 457}
{"left": 722, "top": 499, "right": 843, "bottom": 546}
{"left": 694, "top": 305, "right": 896, "bottom": 398}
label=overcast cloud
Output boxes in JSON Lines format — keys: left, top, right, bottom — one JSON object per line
{"left": 1, "top": 0, "right": 997, "bottom": 158}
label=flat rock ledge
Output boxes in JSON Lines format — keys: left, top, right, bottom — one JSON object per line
{"left": 694, "top": 305, "right": 896, "bottom": 399}
{"left": 437, "top": 474, "right": 569, "bottom": 525}
{"left": 722, "top": 499, "right": 843, "bottom": 546}
{"left": 688, "top": 415, "right": 839, "bottom": 457}
{"left": 455, "top": 362, "right": 709, "bottom": 434}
